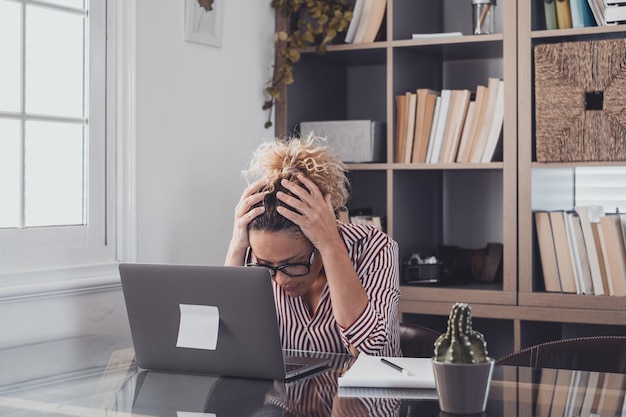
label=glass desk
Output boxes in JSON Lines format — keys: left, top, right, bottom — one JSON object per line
{"left": 1, "top": 336, "right": 625, "bottom": 416}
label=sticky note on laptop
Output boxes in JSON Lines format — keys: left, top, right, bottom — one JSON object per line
{"left": 176, "top": 304, "right": 219, "bottom": 350}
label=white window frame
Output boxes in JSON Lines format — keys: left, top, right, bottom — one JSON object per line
{"left": 0, "top": 0, "right": 137, "bottom": 299}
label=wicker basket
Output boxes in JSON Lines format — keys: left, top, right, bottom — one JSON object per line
{"left": 534, "top": 39, "right": 626, "bottom": 162}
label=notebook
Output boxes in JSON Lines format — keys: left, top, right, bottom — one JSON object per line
{"left": 118, "top": 263, "right": 331, "bottom": 380}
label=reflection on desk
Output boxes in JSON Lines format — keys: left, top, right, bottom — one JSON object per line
{"left": 2, "top": 336, "right": 626, "bottom": 417}
{"left": 116, "top": 353, "right": 413, "bottom": 417}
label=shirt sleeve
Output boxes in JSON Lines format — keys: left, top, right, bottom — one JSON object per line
{"left": 338, "top": 228, "right": 401, "bottom": 356}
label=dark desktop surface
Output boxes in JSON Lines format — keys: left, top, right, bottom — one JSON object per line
{"left": 0, "top": 336, "right": 623, "bottom": 417}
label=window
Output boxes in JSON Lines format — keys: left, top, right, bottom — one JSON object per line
{"left": 575, "top": 167, "right": 626, "bottom": 214}
{"left": 0, "top": 0, "right": 115, "bottom": 275}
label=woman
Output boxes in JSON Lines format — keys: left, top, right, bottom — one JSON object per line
{"left": 225, "top": 135, "right": 401, "bottom": 357}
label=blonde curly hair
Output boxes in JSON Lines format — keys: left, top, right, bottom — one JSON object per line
{"left": 243, "top": 134, "right": 350, "bottom": 211}
{"left": 244, "top": 134, "right": 351, "bottom": 234}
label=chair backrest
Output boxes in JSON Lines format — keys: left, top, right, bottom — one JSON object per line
{"left": 399, "top": 323, "right": 440, "bottom": 358}
{"left": 496, "top": 336, "right": 626, "bottom": 373}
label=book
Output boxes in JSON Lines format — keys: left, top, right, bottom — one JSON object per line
{"left": 469, "top": 77, "right": 500, "bottom": 163}
{"left": 556, "top": 0, "right": 574, "bottom": 28}
{"left": 575, "top": 206, "right": 606, "bottom": 295}
{"left": 535, "top": 211, "right": 562, "bottom": 292}
{"left": 455, "top": 101, "right": 476, "bottom": 162}
{"left": 395, "top": 93, "right": 408, "bottom": 162}
{"left": 457, "top": 85, "right": 487, "bottom": 163}
{"left": 565, "top": 211, "right": 594, "bottom": 294}
{"left": 549, "top": 210, "right": 578, "bottom": 293}
{"left": 545, "top": 0, "right": 559, "bottom": 29}
{"left": 411, "top": 32, "right": 463, "bottom": 39}
{"left": 587, "top": 0, "right": 605, "bottom": 24}
{"left": 337, "top": 355, "right": 436, "bottom": 388}
{"left": 595, "top": 219, "right": 616, "bottom": 296}
{"left": 440, "top": 89, "right": 471, "bottom": 163}
{"left": 587, "top": 0, "right": 626, "bottom": 24}
{"left": 427, "top": 89, "right": 452, "bottom": 163}
{"left": 403, "top": 92, "right": 417, "bottom": 163}
{"left": 344, "top": 0, "right": 366, "bottom": 43}
{"left": 598, "top": 213, "right": 626, "bottom": 296}
{"left": 480, "top": 79, "right": 504, "bottom": 163}
{"left": 425, "top": 96, "right": 442, "bottom": 163}
{"left": 360, "top": 0, "right": 387, "bottom": 43}
{"left": 570, "top": 0, "right": 596, "bottom": 26}
{"left": 591, "top": 221, "right": 612, "bottom": 295}
{"left": 411, "top": 88, "right": 439, "bottom": 164}
{"left": 604, "top": 3, "right": 626, "bottom": 22}
{"left": 352, "top": 0, "right": 374, "bottom": 43}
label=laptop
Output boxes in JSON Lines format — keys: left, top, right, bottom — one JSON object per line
{"left": 118, "top": 263, "right": 331, "bottom": 380}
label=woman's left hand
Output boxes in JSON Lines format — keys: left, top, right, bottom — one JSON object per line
{"left": 276, "top": 175, "right": 341, "bottom": 251}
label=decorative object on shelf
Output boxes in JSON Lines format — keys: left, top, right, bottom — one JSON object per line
{"left": 263, "top": 1, "right": 354, "bottom": 129}
{"left": 402, "top": 254, "right": 442, "bottom": 285}
{"left": 431, "top": 302, "right": 494, "bottom": 415}
{"left": 472, "top": 0, "right": 496, "bottom": 34}
{"left": 535, "top": 38, "right": 626, "bottom": 162}
{"left": 299, "top": 120, "right": 385, "bottom": 162}
{"left": 184, "top": 0, "right": 223, "bottom": 47}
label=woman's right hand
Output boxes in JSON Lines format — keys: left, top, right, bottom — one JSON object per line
{"left": 225, "top": 179, "right": 268, "bottom": 265}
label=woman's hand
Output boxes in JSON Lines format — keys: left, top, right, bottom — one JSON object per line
{"left": 276, "top": 175, "right": 341, "bottom": 251}
{"left": 225, "top": 179, "right": 267, "bottom": 265}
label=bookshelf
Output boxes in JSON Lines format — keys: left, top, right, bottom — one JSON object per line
{"left": 517, "top": 1, "right": 626, "bottom": 350}
{"left": 274, "top": 0, "right": 626, "bottom": 359}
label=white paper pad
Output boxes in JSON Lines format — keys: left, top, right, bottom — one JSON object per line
{"left": 176, "top": 304, "right": 219, "bottom": 350}
{"left": 338, "top": 355, "right": 436, "bottom": 389}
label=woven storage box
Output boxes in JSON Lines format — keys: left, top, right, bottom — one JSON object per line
{"left": 534, "top": 39, "right": 626, "bottom": 162}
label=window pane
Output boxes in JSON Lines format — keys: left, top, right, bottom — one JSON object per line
{"left": 0, "top": 120, "right": 21, "bottom": 229}
{"left": 25, "top": 5, "right": 85, "bottom": 118}
{"left": 43, "top": 0, "right": 85, "bottom": 8}
{"left": 25, "top": 121, "right": 85, "bottom": 227}
{"left": 0, "top": 1, "right": 21, "bottom": 112}
{"left": 575, "top": 167, "right": 626, "bottom": 213}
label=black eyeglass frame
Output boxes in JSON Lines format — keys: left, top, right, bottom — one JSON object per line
{"left": 244, "top": 247, "right": 316, "bottom": 277}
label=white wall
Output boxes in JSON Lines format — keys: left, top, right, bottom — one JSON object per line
{"left": 135, "top": 0, "right": 275, "bottom": 265}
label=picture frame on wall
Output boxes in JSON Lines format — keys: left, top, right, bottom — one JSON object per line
{"left": 185, "top": 0, "right": 223, "bottom": 47}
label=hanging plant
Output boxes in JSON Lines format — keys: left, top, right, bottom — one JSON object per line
{"left": 263, "top": 0, "right": 353, "bottom": 129}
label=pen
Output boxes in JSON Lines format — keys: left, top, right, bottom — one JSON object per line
{"left": 380, "top": 358, "right": 412, "bottom": 376}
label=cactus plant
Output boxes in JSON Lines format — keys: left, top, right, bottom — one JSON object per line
{"left": 434, "top": 302, "right": 489, "bottom": 364}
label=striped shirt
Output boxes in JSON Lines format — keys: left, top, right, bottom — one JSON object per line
{"left": 273, "top": 222, "right": 402, "bottom": 356}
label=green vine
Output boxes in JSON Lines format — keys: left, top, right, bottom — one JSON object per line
{"left": 264, "top": 0, "right": 353, "bottom": 129}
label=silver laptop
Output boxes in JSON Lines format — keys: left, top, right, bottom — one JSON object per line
{"left": 119, "top": 263, "right": 330, "bottom": 380}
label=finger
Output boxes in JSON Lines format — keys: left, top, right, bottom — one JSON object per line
{"left": 242, "top": 178, "right": 269, "bottom": 198}
{"left": 295, "top": 174, "right": 324, "bottom": 198}
{"left": 235, "top": 191, "right": 266, "bottom": 218}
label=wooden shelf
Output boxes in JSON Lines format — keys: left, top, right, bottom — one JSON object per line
{"left": 276, "top": 0, "right": 626, "bottom": 360}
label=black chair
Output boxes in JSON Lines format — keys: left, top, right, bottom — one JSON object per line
{"left": 496, "top": 336, "right": 626, "bottom": 373}
{"left": 399, "top": 323, "right": 440, "bottom": 358}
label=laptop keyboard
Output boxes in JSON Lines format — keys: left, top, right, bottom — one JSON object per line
{"left": 285, "top": 362, "right": 307, "bottom": 372}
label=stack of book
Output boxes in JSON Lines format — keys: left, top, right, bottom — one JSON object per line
{"left": 534, "top": 207, "right": 626, "bottom": 296}
{"left": 543, "top": 0, "right": 595, "bottom": 29}
{"left": 394, "top": 78, "right": 504, "bottom": 164}
{"left": 543, "top": 0, "right": 625, "bottom": 29}
{"left": 344, "top": 0, "right": 387, "bottom": 44}
{"left": 587, "top": 0, "right": 626, "bottom": 25}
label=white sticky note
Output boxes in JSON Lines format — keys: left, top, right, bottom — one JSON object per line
{"left": 176, "top": 304, "right": 220, "bottom": 350}
{"left": 177, "top": 412, "right": 216, "bottom": 417}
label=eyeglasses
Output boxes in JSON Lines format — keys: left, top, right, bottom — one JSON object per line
{"left": 244, "top": 247, "right": 316, "bottom": 277}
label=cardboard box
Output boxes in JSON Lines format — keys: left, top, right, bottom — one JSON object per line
{"left": 299, "top": 120, "right": 385, "bottom": 163}
{"left": 534, "top": 39, "right": 626, "bottom": 162}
